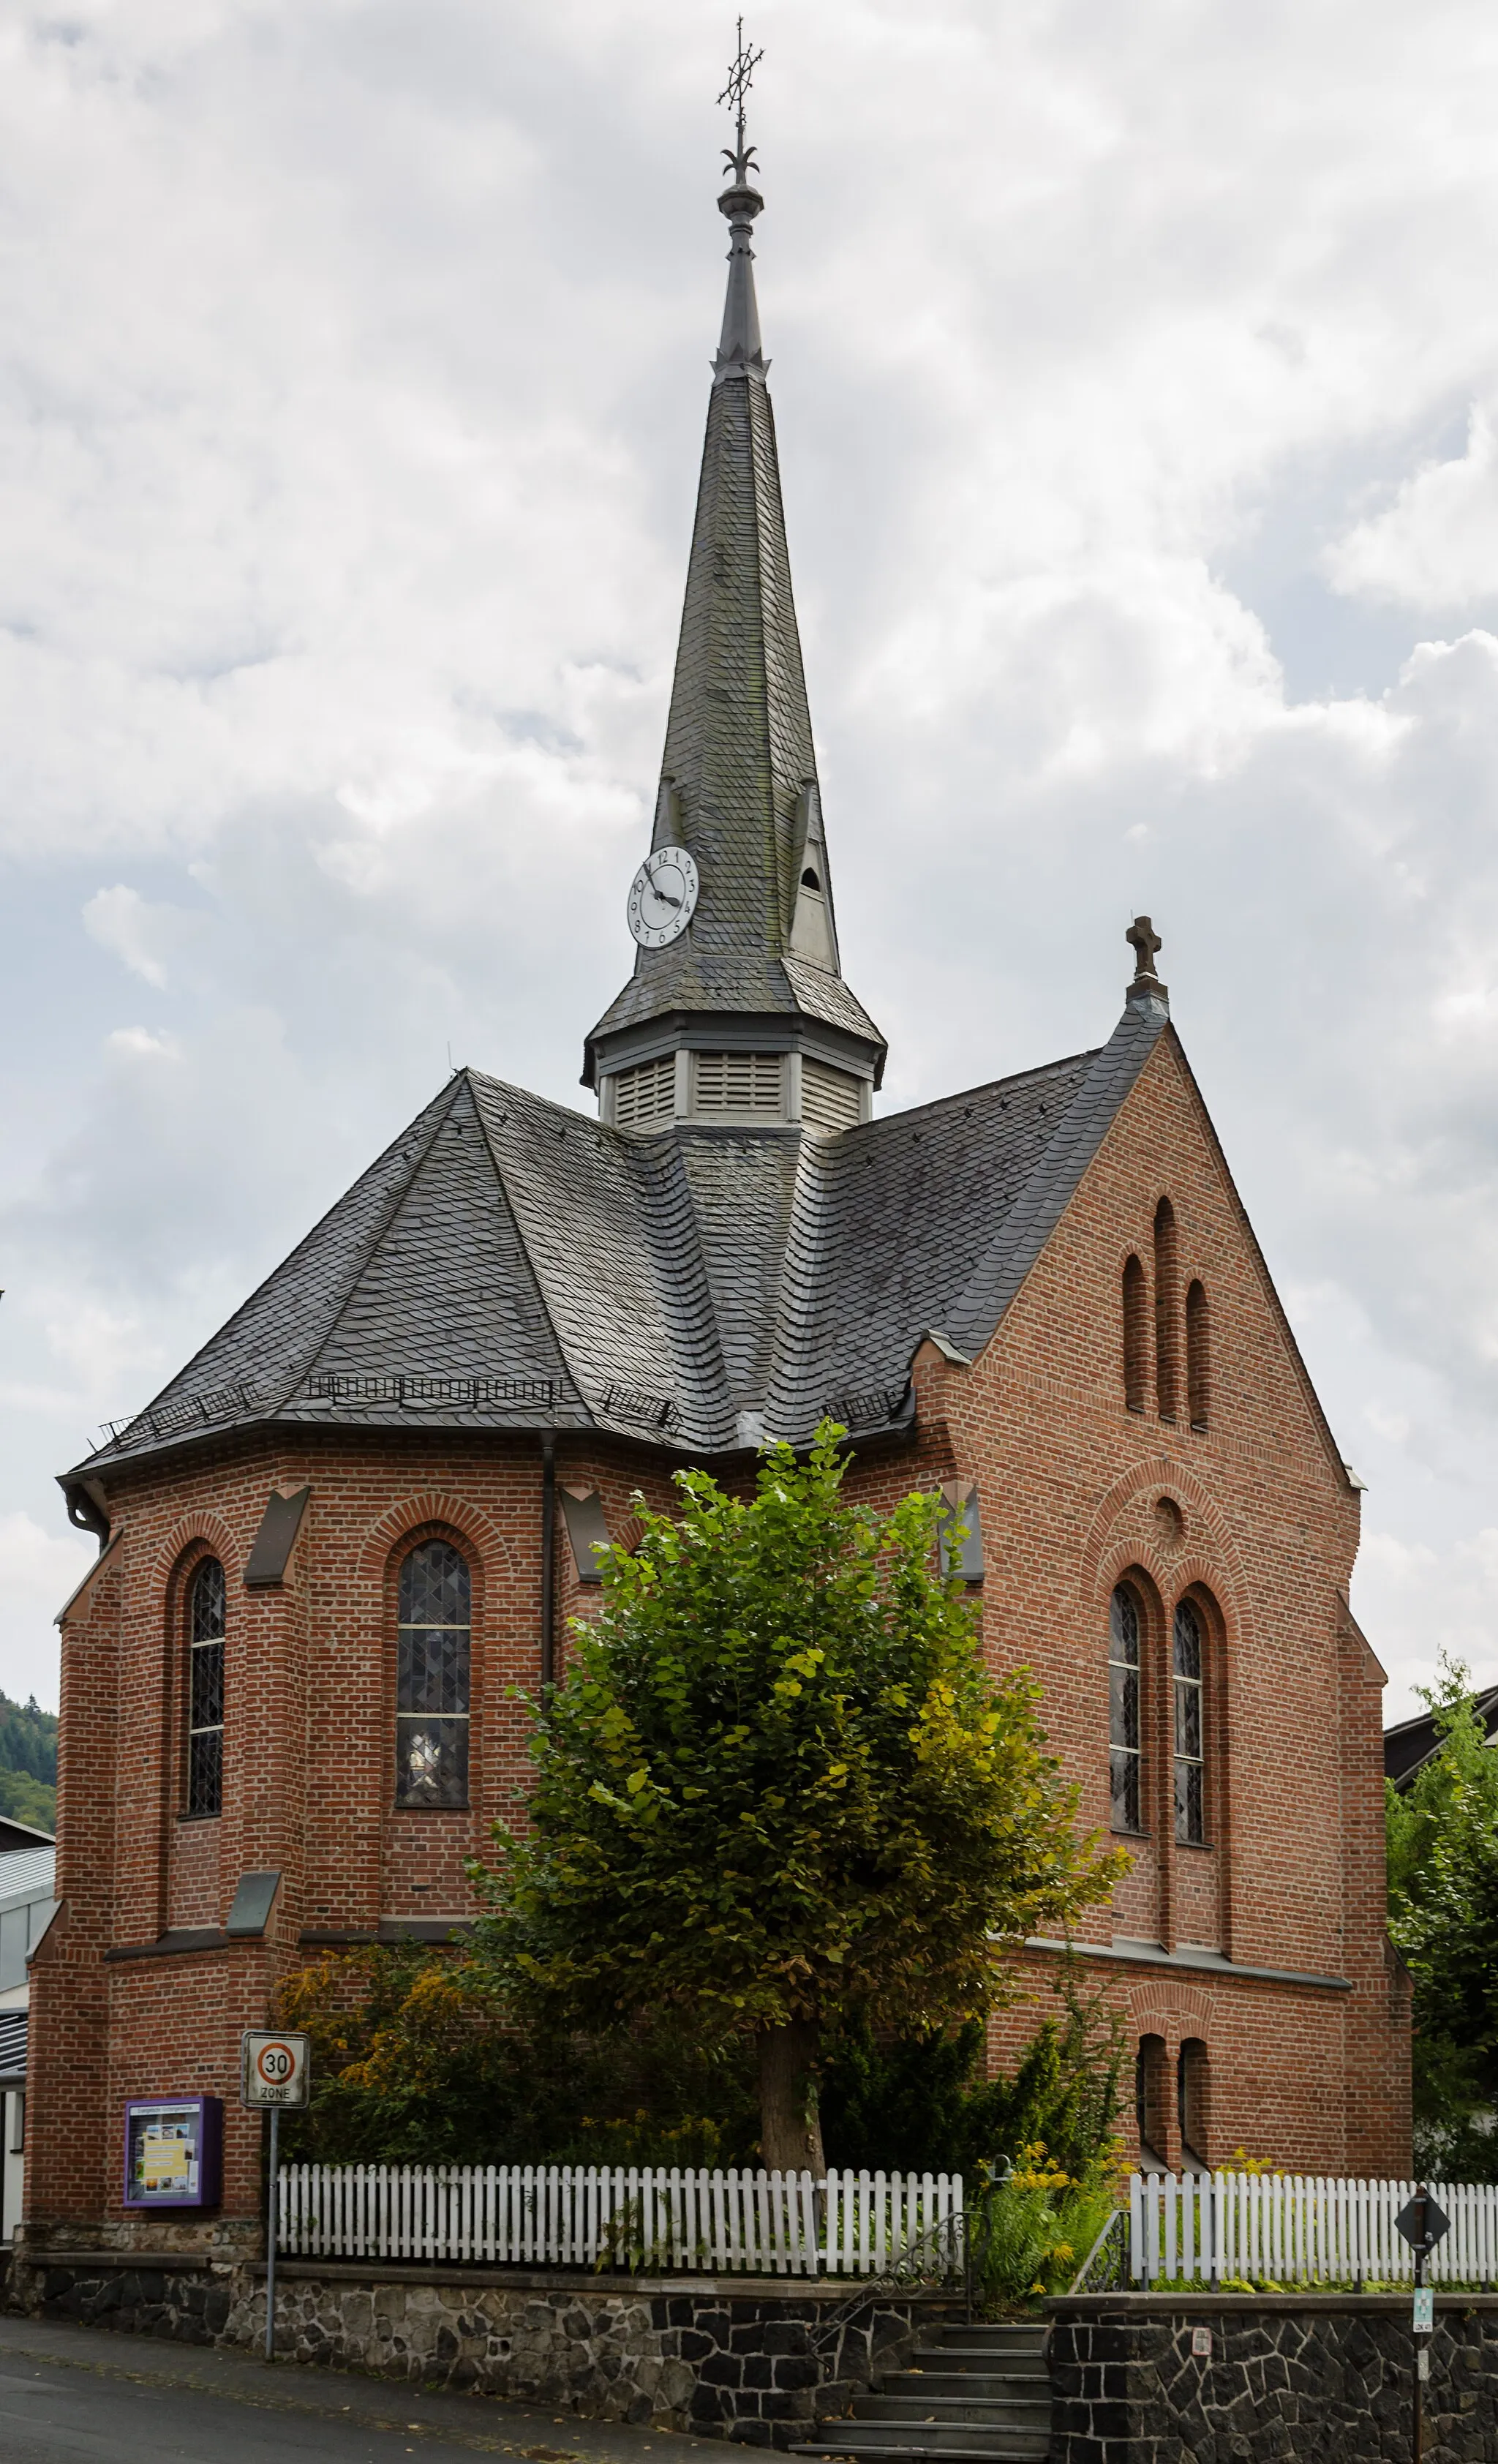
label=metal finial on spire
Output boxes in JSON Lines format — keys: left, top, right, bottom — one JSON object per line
{"left": 713, "top": 18, "right": 767, "bottom": 381}
{"left": 718, "top": 17, "right": 764, "bottom": 189}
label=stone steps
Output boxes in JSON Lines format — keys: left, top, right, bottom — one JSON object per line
{"left": 794, "top": 2318, "right": 1050, "bottom": 2464}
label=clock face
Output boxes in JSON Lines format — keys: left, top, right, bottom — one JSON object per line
{"left": 627, "top": 846, "right": 699, "bottom": 948}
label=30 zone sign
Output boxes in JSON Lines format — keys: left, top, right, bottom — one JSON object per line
{"left": 241, "top": 2031, "right": 311, "bottom": 2108}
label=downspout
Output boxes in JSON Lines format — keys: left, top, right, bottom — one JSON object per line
{"left": 541, "top": 1432, "right": 556, "bottom": 1694}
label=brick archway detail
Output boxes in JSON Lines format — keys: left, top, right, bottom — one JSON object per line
{"left": 1081, "top": 1457, "right": 1251, "bottom": 1647}
{"left": 145, "top": 1514, "right": 239, "bottom": 1626}
{"left": 356, "top": 1491, "right": 516, "bottom": 1591}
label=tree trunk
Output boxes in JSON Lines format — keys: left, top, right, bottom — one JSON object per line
{"left": 756, "top": 2020, "right": 825, "bottom": 2175}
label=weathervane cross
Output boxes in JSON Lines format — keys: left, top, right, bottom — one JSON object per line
{"left": 718, "top": 16, "right": 764, "bottom": 188}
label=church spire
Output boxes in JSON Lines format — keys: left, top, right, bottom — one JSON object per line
{"left": 584, "top": 38, "right": 886, "bottom": 1120}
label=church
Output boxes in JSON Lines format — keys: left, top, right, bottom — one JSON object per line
{"left": 27, "top": 117, "right": 1408, "bottom": 2258}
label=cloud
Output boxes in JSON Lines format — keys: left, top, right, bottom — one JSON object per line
{"left": 0, "top": 1513, "right": 94, "bottom": 1706}
{"left": 1326, "top": 408, "right": 1498, "bottom": 612}
{"left": 83, "top": 887, "right": 183, "bottom": 988}
{"left": 8, "top": 0, "right": 1498, "bottom": 1722}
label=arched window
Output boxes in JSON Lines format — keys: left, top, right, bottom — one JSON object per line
{"left": 187, "top": 1558, "right": 225, "bottom": 1818}
{"left": 1173, "top": 1600, "right": 1205, "bottom": 1844}
{"left": 1136, "top": 2033, "right": 1167, "bottom": 2170}
{"left": 396, "top": 1540, "right": 471, "bottom": 1808}
{"left": 1178, "top": 2038, "right": 1209, "bottom": 2168}
{"left": 1122, "top": 1255, "right": 1148, "bottom": 1413}
{"left": 1186, "top": 1280, "right": 1210, "bottom": 1430}
{"left": 1153, "top": 1198, "right": 1180, "bottom": 1421}
{"left": 1109, "top": 1585, "right": 1143, "bottom": 1833}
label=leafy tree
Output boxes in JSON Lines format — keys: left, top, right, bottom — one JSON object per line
{"left": 820, "top": 1972, "right": 1126, "bottom": 2180}
{"left": 468, "top": 1427, "right": 1124, "bottom": 2171}
{"left": 271, "top": 1946, "right": 759, "bottom": 2166}
{"left": 1386, "top": 1657, "right": 1498, "bottom": 2178}
{"left": 0, "top": 1692, "right": 57, "bottom": 1830}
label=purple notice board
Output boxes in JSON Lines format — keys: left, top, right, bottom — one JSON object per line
{"left": 123, "top": 2096, "right": 223, "bottom": 2209}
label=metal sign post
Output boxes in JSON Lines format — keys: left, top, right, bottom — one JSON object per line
{"left": 240, "top": 2032, "right": 311, "bottom": 2363}
{"left": 1396, "top": 2185, "right": 1450, "bottom": 2464}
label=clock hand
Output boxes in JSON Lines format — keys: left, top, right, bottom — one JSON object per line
{"left": 649, "top": 884, "right": 682, "bottom": 909}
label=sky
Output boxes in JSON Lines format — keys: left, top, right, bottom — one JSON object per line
{"left": 4, "top": 0, "right": 1498, "bottom": 1719}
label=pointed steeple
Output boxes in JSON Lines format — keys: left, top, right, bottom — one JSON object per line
{"left": 584, "top": 76, "right": 884, "bottom": 1127}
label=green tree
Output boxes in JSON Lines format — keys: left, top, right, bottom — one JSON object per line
{"left": 469, "top": 1427, "right": 1124, "bottom": 2171}
{"left": 1387, "top": 1656, "right": 1498, "bottom": 2177}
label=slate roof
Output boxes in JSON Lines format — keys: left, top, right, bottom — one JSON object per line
{"left": 583, "top": 203, "right": 884, "bottom": 1081}
{"left": 72, "top": 996, "right": 1170, "bottom": 1477}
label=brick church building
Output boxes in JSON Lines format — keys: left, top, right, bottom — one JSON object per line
{"left": 28, "top": 135, "right": 1408, "bottom": 2258}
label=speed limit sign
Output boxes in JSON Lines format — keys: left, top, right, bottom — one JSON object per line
{"left": 240, "top": 2030, "right": 311, "bottom": 2108}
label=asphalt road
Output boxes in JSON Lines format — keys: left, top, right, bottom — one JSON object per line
{"left": 0, "top": 2315, "right": 723, "bottom": 2464}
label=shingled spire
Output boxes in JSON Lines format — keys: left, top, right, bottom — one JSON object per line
{"left": 584, "top": 61, "right": 884, "bottom": 1118}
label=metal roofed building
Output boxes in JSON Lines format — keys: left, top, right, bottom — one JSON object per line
{"left": 29, "top": 101, "right": 1409, "bottom": 2265}
{"left": 0, "top": 1841, "right": 56, "bottom": 2241}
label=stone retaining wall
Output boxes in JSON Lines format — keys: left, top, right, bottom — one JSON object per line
{"left": 15, "top": 2251, "right": 948, "bottom": 2446}
{"left": 1047, "top": 2290, "right": 1498, "bottom": 2462}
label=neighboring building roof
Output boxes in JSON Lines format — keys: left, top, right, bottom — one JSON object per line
{"left": 0, "top": 1847, "right": 57, "bottom": 1912}
{"left": 1385, "top": 1688, "right": 1498, "bottom": 1791}
{"left": 0, "top": 1818, "right": 53, "bottom": 1856}
{"left": 69, "top": 994, "right": 1171, "bottom": 1475}
{"left": 0, "top": 2007, "right": 27, "bottom": 2086}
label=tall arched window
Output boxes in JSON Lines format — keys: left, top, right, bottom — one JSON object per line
{"left": 1173, "top": 1600, "right": 1205, "bottom": 1844}
{"left": 1136, "top": 2034, "right": 1167, "bottom": 2170}
{"left": 1153, "top": 1198, "right": 1180, "bottom": 1421}
{"left": 1178, "top": 2038, "right": 1209, "bottom": 2168}
{"left": 1109, "top": 1585, "right": 1143, "bottom": 1833}
{"left": 187, "top": 1558, "right": 225, "bottom": 1818}
{"left": 396, "top": 1540, "right": 471, "bottom": 1808}
{"left": 1186, "top": 1280, "right": 1210, "bottom": 1430}
{"left": 1122, "top": 1255, "right": 1149, "bottom": 1413}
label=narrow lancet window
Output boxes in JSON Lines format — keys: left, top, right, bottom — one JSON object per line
{"left": 1186, "top": 1280, "right": 1210, "bottom": 1430}
{"left": 1153, "top": 1198, "right": 1180, "bottom": 1420}
{"left": 1123, "top": 1254, "right": 1148, "bottom": 1413}
{"left": 1109, "top": 1585, "right": 1143, "bottom": 1832}
{"left": 187, "top": 1558, "right": 225, "bottom": 1818}
{"left": 1173, "top": 1600, "right": 1205, "bottom": 1844}
{"left": 396, "top": 1541, "right": 471, "bottom": 1807}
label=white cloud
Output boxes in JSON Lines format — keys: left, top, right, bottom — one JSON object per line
{"left": 9, "top": 0, "right": 1498, "bottom": 1722}
{"left": 0, "top": 1513, "right": 94, "bottom": 1708}
{"left": 1327, "top": 408, "right": 1498, "bottom": 612}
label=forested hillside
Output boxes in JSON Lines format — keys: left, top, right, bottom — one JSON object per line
{"left": 0, "top": 1692, "right": 56, "bottom": 1833}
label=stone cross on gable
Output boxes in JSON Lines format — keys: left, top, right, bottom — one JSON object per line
{"left": 1126, "top": 914, "right": 1163, "bottom": 983}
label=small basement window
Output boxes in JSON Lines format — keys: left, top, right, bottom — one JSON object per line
{"left": 800, "top": 1058, "right": 862, "bottom": 1133}
{"left": 611, "top": 1054, "right": 677, "bottom": 1130}
{"left": 694, "top": 1052, "right": 783, "bottom": 1115}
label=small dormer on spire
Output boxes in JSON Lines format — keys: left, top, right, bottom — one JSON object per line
{"left": 1126, "top": 914, "right": 1170, "bottom": 1017}
{"left": 715, "top": 18, "right": 767, "bottom": 383}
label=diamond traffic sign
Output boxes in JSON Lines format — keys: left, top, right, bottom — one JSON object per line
{"left": 1395, "top": 2190, "right": 1450, "bottom": 2255}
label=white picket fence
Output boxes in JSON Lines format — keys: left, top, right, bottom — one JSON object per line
{"left": 1132, "top": 2172, "right": 1498, "bottom": 2286}
{"left": 276, "top": 2162, "right": 963, "bottom": 2277}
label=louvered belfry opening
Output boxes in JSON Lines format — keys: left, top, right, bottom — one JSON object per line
{"left": 801, "top": 1057, "right": 861, "bottom": 1133}
{"left": 611, "top": 1054, "right": 676, "bottom": 1130}
{"left": 693, "top": 1052, "right": 783, "bottom": 1116}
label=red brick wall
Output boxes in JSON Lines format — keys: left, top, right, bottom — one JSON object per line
{"left": 26, "top": 1028, "right": 1408, "bottom": 2243}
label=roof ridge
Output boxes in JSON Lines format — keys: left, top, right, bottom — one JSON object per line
{"left": 463, "top": 1073, "right": 595, "bottom": 1423}
{"left": 944, "top": 1004, "right": 1169, "bottom": 1359}
{"left": 850, "top": 1047, "right": 1104, "bottom": 1138}
{"left": 285, "top": 1073, "right": 470, "bottom": 1411}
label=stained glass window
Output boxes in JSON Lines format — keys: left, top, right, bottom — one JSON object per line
{"left": 1174, "top": 1601, "right": 1205, "bottom": 1844}
{"left": 396, "top": 1541, "right": 470, "bottom": 1808}
{"left": 1109, "top": 1585, "right": 1143, "bottom": 1833}
{"left": 187, "top": 1558, "right": 225, "bottom": 1818}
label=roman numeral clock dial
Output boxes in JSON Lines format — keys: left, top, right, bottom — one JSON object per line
{"left": 627, "top": 846, "right": 699, "bottom": 948}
